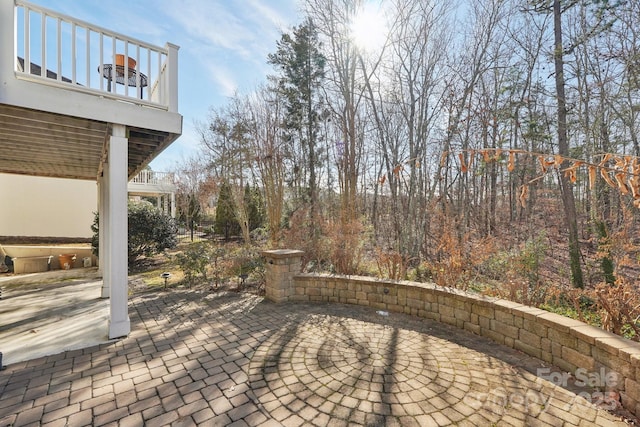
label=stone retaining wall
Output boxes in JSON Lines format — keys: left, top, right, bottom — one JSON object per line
{"left": 261, "top": 250, "right": 640, "bottom": 418}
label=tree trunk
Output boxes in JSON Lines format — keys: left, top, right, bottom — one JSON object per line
{"left": 553, "top": 0, "right": 584, "bottom": 288}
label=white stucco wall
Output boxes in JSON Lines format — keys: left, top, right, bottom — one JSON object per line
{"left": 0, "top": 173, "right": 97, "bottom": 238}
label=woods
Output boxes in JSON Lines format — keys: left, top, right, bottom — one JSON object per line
{"left": 176, "top": 0, "right": 640, "bottom": 335}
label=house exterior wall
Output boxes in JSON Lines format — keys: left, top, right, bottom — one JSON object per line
{"left": 0, "top": 174, "right": 96, "bottom": 238}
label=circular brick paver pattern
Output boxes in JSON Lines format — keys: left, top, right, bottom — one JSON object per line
{"left": 250, "top": 316, "right": 472, "bottom": 425}
{"left": 247, "top": 304, "right": 632, "bottom": 426}
{"left": 0, "top": 286, "right": 635, "bottom": 426}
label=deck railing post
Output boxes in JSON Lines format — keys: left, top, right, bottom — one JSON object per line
{"left": 165, "top": 42, "right": 179, "bottom": 113}
{"left": 0, "top": 1, "right": 15, "bottom": 88}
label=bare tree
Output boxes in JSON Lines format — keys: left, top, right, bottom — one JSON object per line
{"left": 248, "top": 84, "right": 287, "bottom": 246}
{"left": 198, "top": 96, "right": 256, "bottom": 244}
{"left": 305, "top": 0, "right": 367, "bottom": 224}
{"left": 549, "top": 0, "right": 584, "bottom": 288}
{"left": 362, "top": 0, "right": 451, "bottom": 259}
{"left": 173, "top": 156, "right": 217, "bottom": 241}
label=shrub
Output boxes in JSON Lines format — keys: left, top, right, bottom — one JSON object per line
{"left": 421, "top": 223, "right": 494, "bottom": 291}
{"left": 514, "top": 233, "right": 547, "bottom": 289}
{"left": 374, "top": 248, "right": 413, "bottom": 281}
{"left": 481, "top": 234, "right": 549, "bottom": 306}
{"left": 174, "top": 241, "right": 218, "bottom": 287}
{"left": 227, "top": 246, "right": 265, "bottom": 289}
{"left": 324, "top": 219, "right": 367, "bottom": 275}
{"left": 592, "top": 278, "right": 640, "bottom": 340}
{"left": 281, "top": 207, "right": 321, "bottom": 269}
{"left": 92, "top": 201, "right": 178, "bottom": 267}
{"left": 245, "top": 184, "right": 266, "bottom": 231}
{"left": 128, "top": 202, "right": 178, "bottom": 265}
{"left": 214, "top": 181, "right": 241, "bottom": 239}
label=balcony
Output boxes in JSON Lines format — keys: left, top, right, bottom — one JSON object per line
{"left": 0, "top": 0, "right": 182, "bottom": 181}
{"left": 129, "top": 169, "right": 176, "bottom": 192}
{"left": 129, "top": 169, "right": 176, "bottom": 218}
{"left": 0, "top": 0, "right": 183, "bottom": 339}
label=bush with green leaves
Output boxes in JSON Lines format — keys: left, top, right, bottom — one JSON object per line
{"left": 91, "top": 201, "right": 178, "bottom": 267}
{"left": 244, "top": 184, "right": 265, "bottom": 231}
{"left": 228, "top": 247, "right": 265, "bottom": 289}
{"left": 174, "top": 241, "right": 216, "bottom": 287}
{"left": 214, "top": 181, "right": 240, "bottom": 239}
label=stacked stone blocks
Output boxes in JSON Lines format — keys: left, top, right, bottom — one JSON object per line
{"left": 261, "top": 249, "right": 303, "bottom": 303}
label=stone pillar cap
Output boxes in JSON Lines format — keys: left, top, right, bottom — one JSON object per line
{"left": 261, "top": 249, "right": 304, "bottom": 259}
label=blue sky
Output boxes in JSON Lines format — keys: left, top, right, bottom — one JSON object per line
{"left": 27, "top": 0, "right": 302, "bottom": 171}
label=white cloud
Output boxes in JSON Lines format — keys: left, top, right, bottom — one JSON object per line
{"left": 154, "top": 0, "right": 300, "bottom": 96}
{"left": 162, "top": 0, "right": 298, "bottom": 62}
{"left": 245, "top": 0, "right": 291, "bottom": 33}
{"left": 160, "top": 0, "right": 256, "bottom": 59}
{"left": 205, "top": 63, "right": 238, "bottom": 97}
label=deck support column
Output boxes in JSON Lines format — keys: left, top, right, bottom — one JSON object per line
{"left": 105, "top": 124, "right": 130, "bottom": 339}
{"left": 98, "top": 178, "right": 109, "bottom": 298}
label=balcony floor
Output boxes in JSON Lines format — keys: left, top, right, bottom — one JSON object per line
{"left": 0, "top": 104, "right": 177, "bottom": 180}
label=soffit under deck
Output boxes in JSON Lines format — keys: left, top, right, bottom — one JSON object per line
{"left": 0, "top": 104, "right": 174, "bottom": 181}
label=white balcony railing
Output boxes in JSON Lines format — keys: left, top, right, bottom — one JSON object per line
{"left": 12, "top": 0, "right": 178, "bottom": 112}
{"left": 131, "top": 170, "right": 175, "bottom": 187}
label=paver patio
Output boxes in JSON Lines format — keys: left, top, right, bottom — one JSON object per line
{"left": 0, "top": 279, "right": 635, "bottom": 426}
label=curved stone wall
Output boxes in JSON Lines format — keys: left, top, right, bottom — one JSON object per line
{"left": 294, "top": 274, "right": 640, "bottom": 416}
{"left": 260, "top": 250, "right": 640, "bottom": 417}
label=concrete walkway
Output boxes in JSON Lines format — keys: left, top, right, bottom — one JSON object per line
{"left": 0, "top": 277, "right": 636, "bottom": 426}
{"left": 0, "top": 269, "right": 110, "bottom": 366}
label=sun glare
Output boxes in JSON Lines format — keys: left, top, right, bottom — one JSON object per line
{"left": 349, "top": 3, "right": 387, "bottom": 53}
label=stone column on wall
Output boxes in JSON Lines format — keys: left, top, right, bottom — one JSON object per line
{"left": 262, "top": 250, "right": 304, "bottom": 303}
